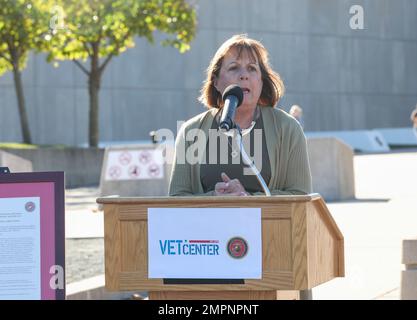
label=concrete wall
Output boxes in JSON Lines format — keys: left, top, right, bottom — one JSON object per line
{"left": 1, "top": 0, "right": 417, "bottom": 146}
{"left": 307, "top": 137, "right": 355, "bottom": 201}
{"left": 1, "top": 148, "right": 104, "bottom": 187}
{"left": 0, "top": 150, "right": 33, "bottom": 173}
{"left": 401, "top": 238, "right": 417, "bottom": 300}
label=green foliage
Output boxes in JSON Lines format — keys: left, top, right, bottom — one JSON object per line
{"left": 47, "top": 0, "right": 197, "bottom": 64}
{"left": 45, "top": 0, "right": 197, "bottom": 147}
{"left": 0, "top": 0, "right": 51, "bottom": 75}
{"left": 0, "top": 142, "right": 38, "bottom": 149}
{"left": 0, "top": 0, "right": 196, "bottom": 146}
{"left": 0, "top": 142, "right": 70, "bottom": 149}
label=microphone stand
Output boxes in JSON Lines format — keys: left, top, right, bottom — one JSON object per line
{"left": 227, "top": 125, "right": 271, "bottom": 197}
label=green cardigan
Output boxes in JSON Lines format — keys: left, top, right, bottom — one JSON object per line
{"left": 168, "top": 106, "right": 312, "bottom": 196}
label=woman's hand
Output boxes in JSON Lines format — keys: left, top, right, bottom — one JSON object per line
{"left": 214, "top": 172, "right": 249, "bottom": 196}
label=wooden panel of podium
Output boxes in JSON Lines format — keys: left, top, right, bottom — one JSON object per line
{"left": 97, "top": 193, "right": 344, "bottom": 300}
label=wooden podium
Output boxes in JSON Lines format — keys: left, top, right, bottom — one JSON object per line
{"left": 97, "top": 193, "right": 344, "bottom": 300}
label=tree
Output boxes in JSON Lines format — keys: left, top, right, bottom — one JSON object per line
{"left": 48, "top": 0, "right": 196, "bottom": 147}
{"left": 0, "top": 0, "right": 50, "bottom": 144}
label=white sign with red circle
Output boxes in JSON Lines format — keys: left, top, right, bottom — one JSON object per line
{"left": 148, "top": 208, "right": 262, "bottom": 279}
{"left": 105, "top": 149, "right": 164, "bottom": 180}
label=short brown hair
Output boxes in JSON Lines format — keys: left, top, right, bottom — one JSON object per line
{"left": 198, "top": 34, "right": 285, "bottom": 109}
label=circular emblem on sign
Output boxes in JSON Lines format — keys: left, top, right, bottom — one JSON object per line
{"left": 148, "top": 163, "right": 160, "bottom": 177}
{"left": 128, "top": 165, "right": 141, "bottom": 178}
{"left": 118, "top": 152, "right": 132, "bottom": 166}
{"left": 108, "top": 166, "right": 122, "bottom": 179}
{"left": 227, "top": 237, "right": 248, "bottom": 259}
{"left": 139, "top": 150, "right": 152, "bottom": 164}
{"left": 25, "top": 201, "right": 36, "bottom": 212}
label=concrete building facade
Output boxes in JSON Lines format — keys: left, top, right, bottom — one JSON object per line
{"left": 1, "top": 0, "right": 416, "bottom": 146}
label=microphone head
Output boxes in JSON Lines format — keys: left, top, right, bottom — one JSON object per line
{"left": 222, "top": 84, "right": 244, "bottom": 107}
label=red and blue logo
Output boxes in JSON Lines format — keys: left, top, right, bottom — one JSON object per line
{"left": 159, "top": 239, "right": 220, "bottom": 256}
{"left": 227, "top": 237, "right": 248, "bottom": 259}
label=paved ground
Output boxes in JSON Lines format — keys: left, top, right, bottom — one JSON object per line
{"left": 65, "top": 188, "right": 104, "bottom": 284}
{"left": 64, "top": 149, "right": 417, "bottom": 299}
{"left": 313, "top": 150, "right": 417, "bottom": 300}
{"left": 66, "top": 238, "right": 104, "bottom": 284}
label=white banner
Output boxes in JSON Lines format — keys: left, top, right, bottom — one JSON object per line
{"left": 148, "top": 208, "right": 262, "bottom": 279}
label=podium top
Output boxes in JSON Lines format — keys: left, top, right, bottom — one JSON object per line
{"left": 97, "top": 193, "right": 322, "bottom": 204}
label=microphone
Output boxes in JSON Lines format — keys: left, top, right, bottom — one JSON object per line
{"left": 219, "top": 85, "right": 244, "bottom": 131}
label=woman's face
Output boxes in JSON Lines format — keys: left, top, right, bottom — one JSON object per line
{"left": 214, "top": 48, "right": 263, "bottom": 110}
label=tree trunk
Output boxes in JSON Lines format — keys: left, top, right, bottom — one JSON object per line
{"left": 12, "top": 62, "right": 32, "bottom": 144}
{"left": 88, "top": 45, "right": 101, "bottom": 148}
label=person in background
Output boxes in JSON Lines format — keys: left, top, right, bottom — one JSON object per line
{"left": 411, "top": 107, "right": 417, "bottom": 139}
{"left": 411, "top": 107, "right": 417, "bottom": 128}
{"left": 289, "top": 104, "right": 304, "bottom": 129}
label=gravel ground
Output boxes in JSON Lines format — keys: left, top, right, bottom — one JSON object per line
{"left": 65, "top": 238, "right": 104, "bottom": 284}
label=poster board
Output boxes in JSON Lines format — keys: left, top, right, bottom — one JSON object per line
{"left": 0, "top": 171, "right": 65, "bottom": 300}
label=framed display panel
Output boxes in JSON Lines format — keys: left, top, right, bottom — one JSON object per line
{"left": 0, "top": 171, "right": 65, "bottom": 300}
